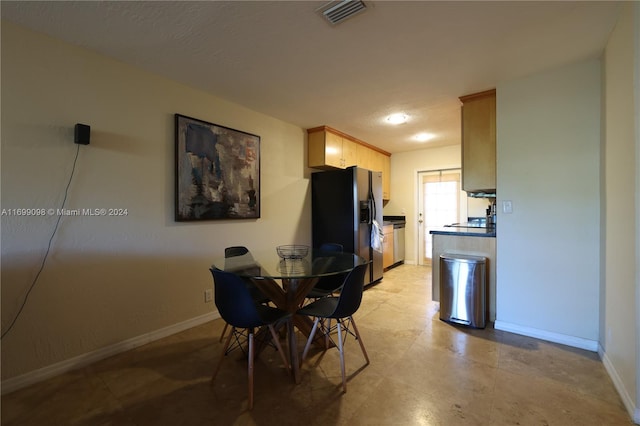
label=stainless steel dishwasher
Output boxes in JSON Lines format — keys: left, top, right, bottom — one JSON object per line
{"left": 393, "top": 223, "right": 405, "bottom": 264}
{"left": 439, "top": 254, "right": 486, "bottom": 328}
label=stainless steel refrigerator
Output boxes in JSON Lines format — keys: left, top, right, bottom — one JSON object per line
{"left": 311, "top": 166, "right": 383, "bottom": 286}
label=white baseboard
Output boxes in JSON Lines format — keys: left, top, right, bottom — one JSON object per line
{"left": 494, "top": 323, "right": 638, "bottom": 424}
{"left": 1, "top": 311, "right": 219, "bottom": 395}
{"left": 493, "top": 320, "right": 599, "bottom": 352}
{"left": 598, "top": 343, "right": 640, "bottom": 424}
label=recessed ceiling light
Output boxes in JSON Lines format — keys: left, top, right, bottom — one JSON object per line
{"left": 385, "top": 113, "right": 408, "bottom": 125}
{"left": 414, "top": 132, "right": 435, "bottom": 142}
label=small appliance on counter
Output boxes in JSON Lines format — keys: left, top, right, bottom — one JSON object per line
{"left": 485, "top": 202, "right": 497, "bottom": 226}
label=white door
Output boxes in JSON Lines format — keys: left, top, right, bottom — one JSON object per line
{"left": 417, "top": 169, "right": 465, "bottom": 266}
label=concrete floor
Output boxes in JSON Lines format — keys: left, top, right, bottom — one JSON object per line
{"left": 1, "top": 264, "right": 633, "bottom": 425}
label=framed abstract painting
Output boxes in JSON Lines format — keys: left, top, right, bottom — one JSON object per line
{"left": 175, "top": 114, "right": 260, "bottom": 221}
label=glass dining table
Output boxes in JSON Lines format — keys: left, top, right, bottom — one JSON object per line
{"left": 210, "top": 247, "right": 367, "bottom": 383}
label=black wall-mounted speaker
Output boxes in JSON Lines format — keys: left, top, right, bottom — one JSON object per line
{"left": 74, "top": 123, "right": 90, "bottom": 145}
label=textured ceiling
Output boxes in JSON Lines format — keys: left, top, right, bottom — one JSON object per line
{"left": 1, "top": 1, "right": 622, "bottom": 154}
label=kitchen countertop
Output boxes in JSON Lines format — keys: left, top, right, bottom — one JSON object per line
{"left": 383, "top": 215, "right": 406, "bottom": 226}
{"left": 429, "top": 225, "right": 496, "bottom": 238}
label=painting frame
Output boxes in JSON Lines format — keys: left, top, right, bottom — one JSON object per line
{"left": 175, "top": 114, "right": 260, "bottom": 221}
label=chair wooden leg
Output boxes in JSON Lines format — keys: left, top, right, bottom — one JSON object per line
{"left": 219, "top": 322, "right": 229, "bottom": 343}
{"left": 301, "top": 317, "right": 320, "bottom": 363}
{"left": 349, "top": 316, "right": 370, "bottom": 364}
{"left": 248, "top": 330, "right": 254, "bottom": 410}
{"left": 212, "top": 326, "right": 234, "bottom": 385}
{"left": 336, "top": 320, "right": 347, "bottom": 393}
{"left": 268, "top": 324, "right": 290, "bottom": 372}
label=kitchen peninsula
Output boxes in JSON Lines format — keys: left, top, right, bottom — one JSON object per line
{"left": 430, "top": 87, "right": 498, "bottom": 324}
{"left": 430, "top": 224, "right": 496, "bottom": 323}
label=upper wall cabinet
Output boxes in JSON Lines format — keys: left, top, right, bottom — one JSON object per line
{"left": 308, "top": 127, "right": 356, "bottom": 169}
{"left": 380, "top": 152, "right": 391, "bottom": 200}
{"left": 307, "top": 126, "right": 391, "bottom": 200}
{"left": 459, "top": 89, "right": 496, "bottom": 193}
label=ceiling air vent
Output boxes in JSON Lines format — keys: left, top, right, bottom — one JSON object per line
{"left": 318, "top": 0, "right": 367, "bottom": 25}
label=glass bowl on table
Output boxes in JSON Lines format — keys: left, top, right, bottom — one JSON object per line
{"left": 276, "top": 245, "right": 309, "bottom": 260}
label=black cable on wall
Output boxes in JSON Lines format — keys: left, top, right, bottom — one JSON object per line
{"left": 1, "top": 143, "right": 82, "bottom": 339}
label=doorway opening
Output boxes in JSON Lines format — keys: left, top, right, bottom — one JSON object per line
{"left": 417, "top": 169, "right": 466, "bottom": 266}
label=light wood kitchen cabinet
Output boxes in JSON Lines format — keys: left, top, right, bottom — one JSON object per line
{"left": 382, "top": 224, "right": 394, "bottom": 269}
{"left": 381, "top": 153, "right": 391, "bottom": 200}
{"left": 459, "top": 89, "right": 496, "bottom": 192}
{"left": 370, "top": 149, "right": 384, "bottom": 173}
{"left": 307, "top": 126, "right": 392, "bottom": 200}
{"left": 356, "top": 147, "right": 390, "bottom": 199}
{"left": 341, "top": 137, "right": 357, "bottom": 168}
{"left": 308, "top": 127, "right": 357, "bottom": 169}
{"left": 356, "top": 143, "right": 375, "bottom": 170}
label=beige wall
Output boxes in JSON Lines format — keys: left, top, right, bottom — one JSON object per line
{"left": 372, "top": 8, "right": 640, "bottom": 422}
{"left": 384, "top": 145, "right": 461, "bottom": 264}
{"left": 602, "top": 2, "right": 638, "bottom": 419}
{"left": 1, "top": 23, "right": 311, "bottom": 381}
{"left": 3, "top": 10, "right": 639, "bottom": 418}
{"left": 496, "top": 58, "right": 602, "bottom": 344}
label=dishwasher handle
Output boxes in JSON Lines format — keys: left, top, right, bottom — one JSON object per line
{"left": 393, "top": 225, "right": 405, "bottom": 263}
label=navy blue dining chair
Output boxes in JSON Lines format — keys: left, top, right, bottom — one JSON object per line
{"left": 218, "top": 246, "right": 271, "bottom": 342}
{"left": 318, "top": 242, "right": 343, "bottom": 252}
{"left": 224, "top": 246, "right": 250, "bottom": 257}
{"left": 210, "top": 268, "right": 291, "bottom": 409}
{"left": 297, "top": 262, "right": 370, "bottom": 392}
{"left": 304, "top": 243, "right": 347, "bottom": 301}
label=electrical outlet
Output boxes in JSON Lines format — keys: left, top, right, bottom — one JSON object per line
{"left": 204, "top": 289, "right": 213, "bottom": 303}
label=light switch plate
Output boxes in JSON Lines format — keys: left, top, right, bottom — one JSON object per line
{"left": 502, "top": 200, "right": 513, "bottom": 214}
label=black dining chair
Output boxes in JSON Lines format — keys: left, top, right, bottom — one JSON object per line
{"left": 318, "top": 242, "right": 343, "bottom": 252}
{"left": 210, "top": 268, "right": 291, "bottom": 409}
{"left": 297, "top": 262, "right": 370, "bottom": 392}
{"left": 218, "top": 246, "right": 271, "bottom": 342}
{"left": 304, "top": 243, "right": 346, "bottom": 301}
{"left": 224, "top": 246, "right": 250, "bottom": 257}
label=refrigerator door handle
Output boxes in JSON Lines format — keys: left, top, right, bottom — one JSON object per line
{"left": 368, "top": 186, "right": 374, "bottom": 225}
{"left": 369, "top": 179, "right": 377, "bottom": 225}
{"left": 371, "top": 196, "right": 376, "bottom": 224}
